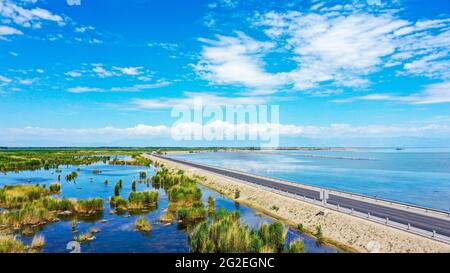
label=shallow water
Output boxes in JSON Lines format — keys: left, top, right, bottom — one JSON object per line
{"left": 169, "top": 148, "right": 450, "bottom": 211}
{"left": 0, "top": 160, "right": 334, "bottom": 253}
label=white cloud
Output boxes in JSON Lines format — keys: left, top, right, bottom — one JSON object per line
{"left": 67, "top": 0, "right": 81, "bottom": 6}
{"left": 92, "top": 64, "right": 113, "bottom": 77}
{"left": 67, "top": 81, "right": 170, "bottom": 93}
{"left": 2, "top": 122, "right": 450, "bottom": 146}
{"left": 67, "top": 64, "right": 153, "bottom": 79}
{"left": 65, "top": 71, "right": 82, "bottom": 77}
{"left": 67, "top": 86, "right": 103, "bottom": 93}
{"left": 254, "top": 11, "right": 409, "bottom": 89}
{"left": 147, "top": 42, "right": 178, "bottom": 50}
{"left": 196, "top": 5, "right": 450, "bottom": 96}
{"left": 18, "top": 78, "right": 36, "bottom": 85}
{"left": 410, "top": 81, "right": 450, "bottom": 104}
{"left": 195, "top": 32, "right": 289, "bottom": 90}
{"left": 334, "top": 81, "right": 450, "bottom": 105}
{"left": 0, "top": 1, "right": 65, "bottom": 28}
{"left": 0, "top": 75, "right": 12, "bottom": 83}
{"left": 89, "top": 38, "right": 103, "bottom": 44}
{"left": 0, "top": 25, "right": 23, "bottom": 36}
{"left": 113, "top": 66, "right": 143, "bottom": 76}
{"left": 75, "top": 26, "right": 94, "bottom": 33}
{"left": 109, "top": 81, "right": 170, "bottom": 92}
{"left": 131, "top": 92, "right": 272, "bottom": 109}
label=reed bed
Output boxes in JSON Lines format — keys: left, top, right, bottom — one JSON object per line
{"left": 0, "top": 185, "right": 51, "bottom": 208}
{"left": 49, "top": 183, "right": 61, "bottom": 194}
{"left": 0, "top": 235, "right": 26, "bottom": 253}
{"left": 189, "top": 209, "right": 299, "bottom": 253}
{"left": 135, "top": 217, "right": 151, "bottom": 232}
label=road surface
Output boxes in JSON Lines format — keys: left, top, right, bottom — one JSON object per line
{"left": 155, "top": 154, "right": 450, "bottom": 239}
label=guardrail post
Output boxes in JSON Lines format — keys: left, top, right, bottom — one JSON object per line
{"left": 367, "top": 212, "right": 370, "bottom": 219}
{"left": 407, "top": 223, "right": 410, "bottom": 230}
{"left": 432, "top": 230, "right": 436, "bottom": 238}
{"left": 351, "top": 208, "right": 354, "bottom": 214}
{"left": 337, "top": 204, "right": 340, "bottom": 211}
{"left": 385, "top": 217, "right": 389, "bottom": 224}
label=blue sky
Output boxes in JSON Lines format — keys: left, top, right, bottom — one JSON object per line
{"left": 0, "top": 0, "right": 449, "bottom": 147}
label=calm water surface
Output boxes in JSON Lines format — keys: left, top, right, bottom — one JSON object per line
{"left": 0, "top": 160, "right": 334, "bottom": 253}
{"left": 169, "top": 148, "right": 450, "bottom": 211}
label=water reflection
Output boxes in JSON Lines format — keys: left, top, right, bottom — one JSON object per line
{"left": 1, "top": 160, "right": 335, "bottom": 253}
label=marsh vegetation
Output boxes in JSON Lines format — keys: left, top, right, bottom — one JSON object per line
{"left": 189, "top": 208, "right": 303, "bottom": 253}
{"left": 0, "top": 148, "right": 330, "bottom": 253}
{"left": 135, "top": 217, "right": 151, "bottom": 232}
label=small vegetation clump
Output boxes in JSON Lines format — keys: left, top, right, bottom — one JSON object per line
{"left": 0, "top": 201, "right": 56, "bottom": 228}
{"left": 114, "top": 180, "right": 122, "bottom": 196}
{"left": 0, "top": 184, "right": 51, "bottom": 208}
{"left": 315, "top": 225, "right": 324, "bottom": 245}
{"left": 207, "top": 196, "right": 215, "bottom": 214}
{"left": 49, "top": 183, "right": 61, "bottom": 194}
{"left": 270, "top": 205, "right": 279, "bottom": 212}
{"left": 135, "top": 217, "right": 151, "bottom": 232}
{"left": 168, "top": 183, "right": 202, "bottom": 204}
{"left": 152, "top": 168, "right": 206, "bottom": 224}
{"left": 92, "top": 169, "right": 102, "bottom": 174}
{"left": 109, "top": 196, "right": 129, "bottom": 211}
{"left": 289, "top": 240, "right": 305, "bottom": 253}
{"left": 160, "top": 211, "right": 174, "bottom": 223}
{"left": 65, "top": 171, "right": 78, "bottom": 182}
{"left": 139, "top": 171, "right": 147, "bottom": 180}
{"left": 73, "top": 198, "right": 104, "bottom": 214}
{"left": 128, "top": 191, "right": 158, "bottom": 210}
{"left": 110, "top": 191, "right": 158, "bottom": 211}
{"left": 30, "top": 234, "right": 45, "bottom": 250}
{"left": 234, "top": 189, "right": 240, "bottom": 199}
{"left": 41, "top": 197, "right": 74, "bottom": 211}
{"left": 109, "top": 154, "right": 153, "bottom": 167}
{"left": 189, "top": 208, "right": 291, "bottom": 253}
{"left": 177, "top": 201, "right": 206, "bottom": 223}
{"left": 0, "top": 149, "right": 111, "bottom": 173}
{"left": 75, "top": 229, "right": 98, "bottom": 242}
{"left": 0, "top": 235, "right": 26, "bottom": 253}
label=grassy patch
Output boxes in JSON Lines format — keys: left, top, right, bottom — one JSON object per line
{"left": 49, "top": 183, "right": 61, "bottom": 194}
{"left": 189, "top": 208, "right": 290, "bottom": 253}
{"left": 135, "top": 217, "right": 151, "bottom": 232}
{"left": 177, "top": 201, "right": 206, "bottom": 223}
{"left": 74, "top": 229, "right": 98, "bottom": 242}
{"left": 0, "top": 184, "right": 51, "bottom": 208}
{"left": 0, "top": 235, "right": 26, "bottom": 253}
{"left": 207, "top": 196, "right": 215, "bottom": 214}
{"left": 30, "top": 234, "right": 45, "bottom": 250}
{"left": 0, "top": 201, "right": 56, "bottom": 228}
{"left": 128, "top": 191, "right": 158, "bottom": 210}
{"left": 73, "top": 198, "right": 103, "bottom": 214}
{"left": 109, "top": 196, "right": 129, "bottom": 211}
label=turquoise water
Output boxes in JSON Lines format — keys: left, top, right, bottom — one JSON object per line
{"left": 0, "top": 160, "right": 334, "bottom": 253}
{"left": 169, "top": 148, "right": 450, "bottom": 211}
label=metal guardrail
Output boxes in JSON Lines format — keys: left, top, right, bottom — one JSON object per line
{"left": 161, "top": 155, "right": 450, "bottom": 218}
{"left": 153, "top": 154, "right": 450, "bottom": 244}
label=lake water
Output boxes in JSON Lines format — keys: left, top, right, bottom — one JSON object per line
{"left": 0, "top": 160, "right": 334, "bottom": 253}
{"left": 169, "top": 148, "right": 450, "bottom": 211}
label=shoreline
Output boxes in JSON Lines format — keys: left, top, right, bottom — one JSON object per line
{"left": 145, "top": 153, "right": 450, "bottom": 253}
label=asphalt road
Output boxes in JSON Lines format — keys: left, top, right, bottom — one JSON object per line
{"left": 156, "top": 155, "right": 450, "bottom": 238}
